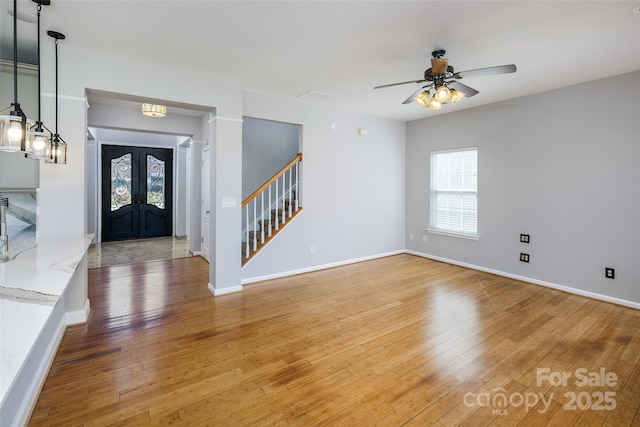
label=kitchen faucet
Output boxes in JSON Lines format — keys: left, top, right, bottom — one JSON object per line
{"left": 0, "top": 194, "right": 8, "bottom": 261}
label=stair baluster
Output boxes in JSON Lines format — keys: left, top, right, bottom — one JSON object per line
{"left": 268, "top": 185, "right": 272, "bottom": 238}
{"left": 274, "top": 177, "right": 279, "bottom": 231}
{"left": 295, "top": 162, "right": 299, "bottom": 211}
{"left": 252, "top": 199, "right": 257, "bottom": 251}
{"left": 245, "top": 205, "right": 250, "bottom": 258}
{"left": 241, "top": 153, "right": 303, "bottom": 265}
{"left": 281, "top": 173, "right": 286, "bottom": 225}
{"left": 288, "top": 169, "right": 292, "bottom": 217}
{"left": 260, "top": 193, "right": 265, "bottom": 244}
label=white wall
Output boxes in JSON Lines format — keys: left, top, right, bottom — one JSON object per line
{"left": 405, "top": 71, "right": 640, "bottom": 306}
{"left": 241, "top": 91, "right": 406, "bottom": 280}
{"left": 36, "top": 42, "right": 241, "bottom": 239}
{"left": 242, "top": 117, "right": 300, "bottom": 199}
{"left": 34, "top": 41, "right": 243, "bottom": 293}
{"left": 87, "top": 103, "right": 203, "bottom": 141}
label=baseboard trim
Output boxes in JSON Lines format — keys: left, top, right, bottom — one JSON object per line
{"left": 65, "top": 299, "right": 91, "bottom": 326}
{"left": 406, "top": 250, "right": 640, "bottom": 310}
{"left": 208, "top": 283, "right": 243, "bottom": 297}
{"left": 241, "top": 250, "right": 405, "bottom": 285}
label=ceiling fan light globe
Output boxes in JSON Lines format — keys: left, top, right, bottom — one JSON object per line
{"left": 413, "top": 91, "right": 430, "bottom": 108}
{"left": 450, "top": 89, "right": 465, "bottom": 104}
{"left": 434, "top": 85, "right": 451, "bottom": 103}
{"left": 428, "top": 99, "right": 442, "bottom": 110}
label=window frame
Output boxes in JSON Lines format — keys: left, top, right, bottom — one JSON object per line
{"left": 428, "top": 147, "right": 479, "bottom": 239}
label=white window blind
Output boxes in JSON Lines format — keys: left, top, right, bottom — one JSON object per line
{"left": 429, "top": 148, "right": 478, "bottom": 237}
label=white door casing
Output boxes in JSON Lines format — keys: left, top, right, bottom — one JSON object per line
{"left": 201, "top": 148, "right": 210, "bottom": 262}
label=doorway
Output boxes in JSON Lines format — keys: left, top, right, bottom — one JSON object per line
{"left": 101, "top": 145, "right": 173, "bottom": 242}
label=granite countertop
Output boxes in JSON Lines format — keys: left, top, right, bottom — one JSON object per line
{"left": 0, "top": 234, "right": 93, "bottom": 400}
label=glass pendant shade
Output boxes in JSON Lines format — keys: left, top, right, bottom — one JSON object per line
{"left": 28, "top": 126, "right": 51, "bottom": 159}
{"left": 0, "top": 115, "right": 34, "bottom": 152}
{"left": 45, "top": 136, "right": 67, "bottom": 164}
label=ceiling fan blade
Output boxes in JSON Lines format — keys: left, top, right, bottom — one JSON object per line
{"left": 448, "top": 81, "right": 479, "bottom": 97}
{"left": 402, "top": 85, "right": 433, "bottom": 104}
{"left": 374, "top": 79, "right": 427, "bottom": 90}
{"left": 430, "top": 58, "right": 449, "bottom": 75}
{"left": 455, "top": 64, "right": 517, "bottom": 79}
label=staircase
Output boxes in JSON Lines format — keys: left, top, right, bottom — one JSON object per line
{"left": 242, "top": 153, "right": 302, "bottom": 266}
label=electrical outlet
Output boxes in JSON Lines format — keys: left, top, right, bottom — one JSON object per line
{"left": 422, "top": 235, "right": 428, "bottom": 243}
{"left": 310, "top": 245, "right": 315, "bottom": 254}
{"left": 605, "top": 268, "right": 615, "bottom": 279}
{"left": 519, "top": 253, "right": 530, "bottom": 263}
{"left": 520, "top": 234, "right": 530, "bottom": 243}
{"left": 409, "top": 233, "right": 413, "bottom": 240}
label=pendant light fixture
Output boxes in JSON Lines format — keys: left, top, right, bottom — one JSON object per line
{"left": 0, "top": 0, "right": 34, "bottom": 153}
{"left": 45, "top": 30, "right": 67, "bottom": 164}
{"left": 28, "top": 0, "right": 52, "bottom": 160}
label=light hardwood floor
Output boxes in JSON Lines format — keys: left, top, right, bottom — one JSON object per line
{"left": 29, "top": 254, "right": 640, "bottom": 426}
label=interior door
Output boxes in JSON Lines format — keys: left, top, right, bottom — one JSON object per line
{"left": 201, "top": 148, "right": 210, "bottom": 262}
{"left": 102, "top": 145, "right": 173, "bottom": 242}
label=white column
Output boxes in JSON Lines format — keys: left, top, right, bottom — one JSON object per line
{"left": 208, "top": 114, "right": 243, "bottom": 296}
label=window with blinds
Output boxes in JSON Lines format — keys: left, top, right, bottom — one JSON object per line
{"left": 429, "top": 148, "right": 478, "bottom": 238}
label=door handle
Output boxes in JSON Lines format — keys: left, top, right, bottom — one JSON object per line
{"left": 205, "top": 210, "right": 210, "bottom": 214}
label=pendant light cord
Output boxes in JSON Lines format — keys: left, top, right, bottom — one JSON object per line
{"left": 36, "top": 3, "right": 42, "bottom": 129}
{"left": 54, "top": 37, "right": 58, "bottom": 136}
{"left": 12, "top": 0, "right": 18, "bottom": 109}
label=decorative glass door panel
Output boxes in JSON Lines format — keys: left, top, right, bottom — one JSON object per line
{"left": 102, "top": 146, "right": 173, "bottom": 242}
{"left": 146, "top": 155, "right": 165, "bottom": 209}
{"left": 111, "top": 153, "right": 132, "bottom": 211}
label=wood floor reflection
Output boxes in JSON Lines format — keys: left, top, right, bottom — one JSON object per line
{"left": 87, "top": 236, "right": 191, "bottom": 268}
{"left": 29, "top": 254, "right": 640, "bottom": 426}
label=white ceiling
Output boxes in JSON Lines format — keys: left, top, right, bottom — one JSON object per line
{"left": 2, "top": 1, "right": 640, "bottom": 122}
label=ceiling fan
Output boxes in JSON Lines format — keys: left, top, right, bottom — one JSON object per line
{"left": 374, "top": 49, "right": 516, "bottom": 110}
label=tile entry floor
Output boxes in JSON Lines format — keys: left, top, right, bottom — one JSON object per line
{"left": 87, "top": 236, "right": 192, "bottom": 269}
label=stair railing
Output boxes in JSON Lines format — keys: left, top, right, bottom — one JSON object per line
{"left": 242, "top": 153, "right": 302, "bottom": 260}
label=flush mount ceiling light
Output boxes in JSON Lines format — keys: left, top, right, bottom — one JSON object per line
{"left": 374, "top": 49, "right": 516, "bottom": 111}
{"left": 142, "top": 103, "right": 167, "bottom": 118}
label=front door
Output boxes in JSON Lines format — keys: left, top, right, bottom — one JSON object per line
{"left": 102, "top": 145, "right": 173, "bottom": 242}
